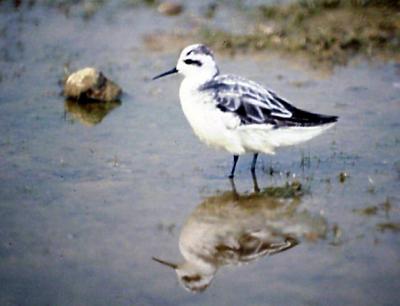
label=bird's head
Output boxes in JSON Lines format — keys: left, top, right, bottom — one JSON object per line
{"left": 152, "top": 257, "right": 216, "bottom": 293}
{"left": 152, "top": 44, "right": 219, "bottom": 82}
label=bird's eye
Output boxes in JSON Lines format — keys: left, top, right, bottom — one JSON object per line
{"left": 184, "top": 59, "right": 202, "bottom": 67}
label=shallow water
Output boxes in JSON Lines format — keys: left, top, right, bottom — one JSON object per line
{"left": 0, "top": 2, "right": 399, "bottom": 306}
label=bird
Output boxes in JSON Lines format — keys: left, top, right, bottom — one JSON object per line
{"left": 153, "top": 44, "right": 338, "bottom": 178}
{"left": 152, "top": 183, "right": 327, "bottom": 292}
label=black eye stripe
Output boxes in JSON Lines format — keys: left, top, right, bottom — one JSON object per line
{"left": 184, "top": 59, "right": 202, "bottom": 66}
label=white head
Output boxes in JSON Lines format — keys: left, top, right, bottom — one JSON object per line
{"left": 152, "top": 44, "right": 219, "bottom": 82}
{"left": 152, "top": 257, "right": 216, "bottom": 293}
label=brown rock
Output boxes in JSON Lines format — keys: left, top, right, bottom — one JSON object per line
{"left": 157, "top": 2, "right": 183, "bottom": 16}
{"left": 64, "top": 67, "right": 121, "bottom": 102}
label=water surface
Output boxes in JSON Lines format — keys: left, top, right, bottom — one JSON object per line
{"left": 0, "top": 2, "right": 399, "bottom": 306}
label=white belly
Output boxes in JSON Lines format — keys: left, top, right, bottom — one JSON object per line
{"left": 178, "top": 80, "right": 335, "bottom": 155}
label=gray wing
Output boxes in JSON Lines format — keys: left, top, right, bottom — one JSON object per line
{"left": 199, "top": 75, "right": 337, "bottom": 127}
{"left": 214, "top": 234, "right": 298, "bottom": 264}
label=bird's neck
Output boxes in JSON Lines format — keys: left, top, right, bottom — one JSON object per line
{"left": 184, "top": 65, "right": 219, "bottom": 86}
{"left": 182, "top": 72, "right": 218, "bottom": 92}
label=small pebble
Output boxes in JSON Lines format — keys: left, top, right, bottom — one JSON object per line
{"left": 157, "top": 1, "right": 183, "bottom": 16}
{"left": 338, "top": 171, "right": 349, "bottom": 183}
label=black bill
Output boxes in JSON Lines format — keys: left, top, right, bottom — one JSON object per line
{"left": 152, "top": 67, "right": 178, "bottom": 80}
{"left": 152, "top": 257, "right": 178, "bottom": 269}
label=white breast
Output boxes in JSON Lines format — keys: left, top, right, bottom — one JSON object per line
{"left": 179, "top": 78, "right": 245, "bottom": 155}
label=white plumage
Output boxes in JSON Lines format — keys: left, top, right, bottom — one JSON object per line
{"left": 153, "top": 44, "right": 338, "bottom": 177}
{"left": 152, "top": 187, "right": 327, "bottom": 292}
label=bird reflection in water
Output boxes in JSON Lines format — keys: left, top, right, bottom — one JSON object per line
{"left": 64, "top": 98, "right": 121, "bottom": 126}
{"left": 153, "top": 177, "right": 327, "bottom": 293}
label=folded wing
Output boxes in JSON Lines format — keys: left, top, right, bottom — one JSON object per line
{"left": 199, "top": 75, "right": 337, "bottom": 127}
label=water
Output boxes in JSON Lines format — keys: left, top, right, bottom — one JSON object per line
{"left": 0, "top": 2, "right": 399, "bottom": 305}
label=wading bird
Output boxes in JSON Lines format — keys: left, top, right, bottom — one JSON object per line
{"left": 153, "top": 44, "right": 337, "bottom": 178}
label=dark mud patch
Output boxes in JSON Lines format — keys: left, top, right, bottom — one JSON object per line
{"left": 353, "top": 198, "right": 399, "bottom": 234}
{"left": 353, "top": 198, "right": 393, "bottom": 217}
{"left": 145, "top": 0, "right": 400, "bottom": 68}
{"left": 202, "top": 1, "right": 399, "bottom": 66}
{"left": 376, "top": 222, "right": 400, "bottom": 232}
{"left": 261, "top": 180, "right": 306, "bottom": 199}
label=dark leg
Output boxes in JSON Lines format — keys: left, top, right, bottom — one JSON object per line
{"left": 229, "top": 176, "right": 239, "bottom": 199}
{"left": 229, "top": 155, "right": 239, "bottom": 179}
{"left": 251, "top": 171, "right": 260, "bottom": 193}
{"left": 250, "top": 153, "right": 258, "bottom": 174}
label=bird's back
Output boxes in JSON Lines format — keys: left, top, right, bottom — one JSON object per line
{"left": 199, "top": 74, "right": 338, "bottom": 128}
